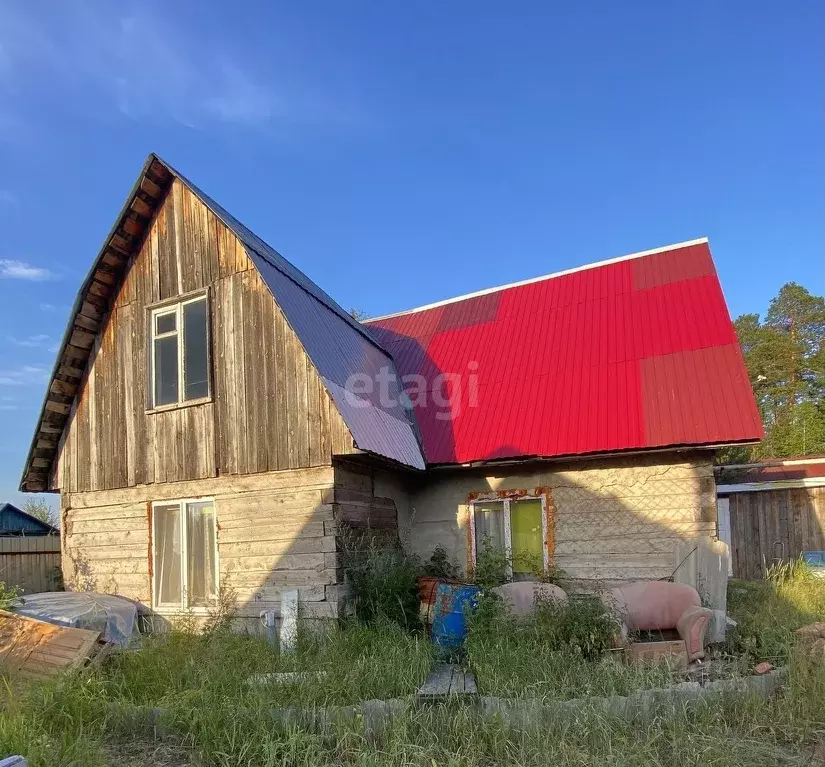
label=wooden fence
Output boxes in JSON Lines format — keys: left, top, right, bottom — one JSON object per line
{"left": 0, "top": 537, "right": 62, "bottom": 594}
{"left": 724, "top": 486, "right": 825, "bottom": 580}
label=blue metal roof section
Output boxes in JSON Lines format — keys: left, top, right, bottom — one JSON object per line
{"left": 161, "top": 157, "right": 426, "bottom": 471}
{"left": 0, "top": 503, "right": 58, "bottom": 536}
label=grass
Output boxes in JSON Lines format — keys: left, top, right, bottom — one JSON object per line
{"left": 4, "top": 648, "right": 825, "bottom": 766}
{"left": 467, "top": 593, "right": 680, "bottom": 701}
{"left": 727, "top": 576, "right": 825, "bottom": 663}
{"left": 103, "top": 620, "right": 433, "bottom": 709}
{"left": 4, "top": 577, "right": 825, "bottom": 765}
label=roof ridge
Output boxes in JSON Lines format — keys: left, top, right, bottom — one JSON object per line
{"left": 365, "top": 237, "right": 709, "bottom": 323}
{"left": 152, "top": 155, "right": 390, "bottom": 357}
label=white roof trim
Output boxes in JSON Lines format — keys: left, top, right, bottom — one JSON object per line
{"left": 719, "top": 457, "right": 825, "bottom": 470}
{"left": 366, "top": 237, "right": 710, "bottom": 322}
{"left": 717, "top": 477, "right": 825, "bottom": 493}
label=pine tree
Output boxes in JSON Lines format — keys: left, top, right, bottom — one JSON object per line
{"left": 729, "top": 282, "right": 825, "bottom": 461}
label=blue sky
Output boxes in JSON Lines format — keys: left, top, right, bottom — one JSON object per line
{"left": 0, "top": 0, "right": 822, "bottom": 508}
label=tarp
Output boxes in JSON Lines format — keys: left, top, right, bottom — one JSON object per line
{"left": 12, "top": 592, "right": 141, "bottom": 647}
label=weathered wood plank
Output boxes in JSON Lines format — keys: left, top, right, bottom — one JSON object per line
{"left": 418, "top": 664, "right": 456, "bottom": 699}
{"left": 233, "top": 272, "right": 249, "bottom": 473}
{"left": 273, "top": 303, "right": 290, "bottom": 470}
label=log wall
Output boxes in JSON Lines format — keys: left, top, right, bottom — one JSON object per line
{"left": 401, "top": 451, "right": 717, "bottom": 583}
{"left": 61, "top": 467, "right": 342, "bottom": 625}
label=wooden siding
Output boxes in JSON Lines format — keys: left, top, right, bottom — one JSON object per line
{"left": 62, "top": 467, "right": 342, "bottom": 623}
{"left": 0, "top": 537, "right": 62, "bottom": 595}
{"left": 329, "top": 462, "right": 402, "bottom": 582}
{"left": 727, "top": 486, "right": 825, "bottom": 580}
{"left": 51, "top": 178, "right": 354, "bottom": 494}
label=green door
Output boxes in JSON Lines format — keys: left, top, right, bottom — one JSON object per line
{"left": 510, "top": 498, "right": 543, "bottom": 575}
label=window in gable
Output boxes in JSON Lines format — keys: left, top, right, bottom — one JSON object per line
{"left": 469, "top": 494, "right": 549, "bottom": 580}
{"left": 152, "top": 498, "right": 218, "bottom": 611}
{"left": 148, "top": 293, "right": 210, "bottom": 410}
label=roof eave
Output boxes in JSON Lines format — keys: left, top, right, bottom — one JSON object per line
{"left": 19, "top": 154, "right": 174, "bottom": 492}
{"left": 424, "top": 438, "right": 763, "bottom": 471}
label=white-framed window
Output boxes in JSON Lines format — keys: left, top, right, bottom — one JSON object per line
{"left": 149, "top": 293, "right": 210, "bottom": 410}
{"left": 469, "top": 495, "right": 549, "bottom": 580}
{"left": 151, "top": 498, "right": 219, "bottom": 611}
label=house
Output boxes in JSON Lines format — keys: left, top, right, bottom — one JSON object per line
{"left": 20, "top": 154, "right": 763, "bottom": 628}
{"left": 0, "top": 503, "right": 58, "bottom": 536}
{"left": 0, "top": 502, "right": 60, "bottom": 595}
{"left": 716, "top": 457, "right": 825, "bottom": 579}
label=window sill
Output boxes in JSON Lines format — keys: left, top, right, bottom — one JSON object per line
{"left": 152, "top": 606, "right": 216, "bottom": 615}
{"left": 145, "top": 396, "right": 213, "bottom": 415}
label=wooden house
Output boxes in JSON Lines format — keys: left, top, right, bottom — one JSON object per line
{"left": 20, "top": 155, "right": 763, "bottom": 628}
{"left": 0, "top": 503, "right": 58, "bottom": 537}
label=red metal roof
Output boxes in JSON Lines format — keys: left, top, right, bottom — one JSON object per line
{"left": 367, "top": 239, "right": 764, "bottom": 465}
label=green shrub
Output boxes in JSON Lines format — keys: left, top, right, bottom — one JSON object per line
{"left": 469, "top": 591, "right": 617, "bottom": 662}
{"left": 421, "top": 545, "right": 459, "bottom": 579}
{"left": 471, "top": 536, "right": 509, "bottom": 589}
{"left": 0, "top": 581, "right": 19, "bottom": 610}
{"left": 342, "top": 536, "right": 421, "bottom": 630}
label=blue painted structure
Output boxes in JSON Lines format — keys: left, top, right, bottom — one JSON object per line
{"left": 431, "top": 583, "right": 481, "bottom": 649}
{"left": 0, "top": 503, "right": 58, "bottom": 536}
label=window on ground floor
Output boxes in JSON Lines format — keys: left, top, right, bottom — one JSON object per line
{"left": 152, "top": 499, "right": 218, "bottom": 610}
{"left": 469, "top": 495, "right": 548, "bottom": 580}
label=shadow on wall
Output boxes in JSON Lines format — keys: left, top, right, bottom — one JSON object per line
{"left": 400, "top": 449, "right": 720, "bottom": 588}
{"left": 56, "top": 322, "right": 767, "bottom": 635}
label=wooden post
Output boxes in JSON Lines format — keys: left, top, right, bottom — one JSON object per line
{"left": 279, "top": 590, "right": 298, "bottom": 654}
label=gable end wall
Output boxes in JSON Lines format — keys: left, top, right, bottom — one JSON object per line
{"left": 51, "top": 178, "right": 355, "bottom": 495}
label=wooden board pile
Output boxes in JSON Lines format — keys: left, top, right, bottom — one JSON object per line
{"left": 0, "top": 609, "right": 110, "bottom": 678}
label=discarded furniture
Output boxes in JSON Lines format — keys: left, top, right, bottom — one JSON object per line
{"left": 604, "top": 581, "right": 712, "bottom": 661}
{"left": 673, "top": 536, "right": 730, "bottom": 643}
{"left": 626, "top": 639, "right": 688, "bottom": 670}
{"left": 0, "top": 609, "right": 106, "bottom": 678}
{"left": 489, "top": 581, "right": 568, "bottom": 616}
{"left": 12, "top": 591, "right": 141, "bottom": 648}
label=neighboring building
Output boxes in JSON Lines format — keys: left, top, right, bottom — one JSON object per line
{"left": 20, "top": 155, "right": 763, "bottom": 628}
{"left": 716, "top": 457, "right": 825, "bottom": 579}
{"left": 0, "top": 502, "right": 58, "bottom": 536}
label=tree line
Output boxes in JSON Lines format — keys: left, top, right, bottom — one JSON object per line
{"left": 723, "top": 281, "right": 825, "bottom": 463}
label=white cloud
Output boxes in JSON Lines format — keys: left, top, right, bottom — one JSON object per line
{"left": 39, "top": 303, "right": 56, "bottom": 312}
{"left": 0, "top": 3, "right": 356, "bottom": 134}
{"left": 8, "top": 334, "right": 49, "bottom": 348}
{"left": 0, "top": 259, "right": 54, "bottom": 280}
{"left": 0, "top": 364, "right": 48, "bottom": 386}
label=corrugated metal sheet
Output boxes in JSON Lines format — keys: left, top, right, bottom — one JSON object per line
{"left": 367, "top": 240, "right": 763, "bottom": 464}
{"left": 163, "top": 161, "right": 426, "bottom": 470}
{"left": 717, "top": 459, "right": 825, "bottom": 485}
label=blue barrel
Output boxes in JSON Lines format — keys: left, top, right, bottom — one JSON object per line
{"left": 431, "top": 583, "right": 481, "bottom": 649}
